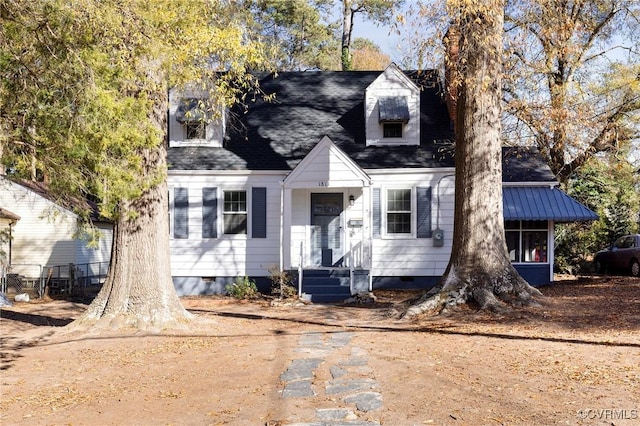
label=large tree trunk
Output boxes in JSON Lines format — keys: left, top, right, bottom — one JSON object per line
{"left": 71, "top": 155, "right": 192, "bottom": 331}
{"left": 406, "top": 0, "right": 541, "bottom": 316}
{"left": 70, "top": 91, "right": 192, "bottom": 331}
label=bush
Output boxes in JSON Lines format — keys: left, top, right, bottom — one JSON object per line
{"left": 225, "top": 276, "right": 259, "bottom": 299}
{"left": 268, "top": 264, "right": 297, "bottom": 299}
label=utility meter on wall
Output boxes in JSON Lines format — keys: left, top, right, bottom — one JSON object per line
{"left": 433, "top": 228, "right": 444, "bottom": 247}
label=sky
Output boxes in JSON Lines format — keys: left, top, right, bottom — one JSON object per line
{"left": 351, "top": 16, "right": 405, "bottom": 63}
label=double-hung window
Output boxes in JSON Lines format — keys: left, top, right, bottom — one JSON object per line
{"left": 223, "top": 190, "right": 247, "bottom": 235}
{"left": 387, "top": 189, "right": 411, "bottom": 234}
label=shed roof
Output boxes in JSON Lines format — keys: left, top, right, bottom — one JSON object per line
{"left": 503, "top": 187, "right": 598, "bottom": 222}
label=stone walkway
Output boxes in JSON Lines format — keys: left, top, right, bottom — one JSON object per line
{"left": 279, "top": 331, "right": 383, "bottom": 425}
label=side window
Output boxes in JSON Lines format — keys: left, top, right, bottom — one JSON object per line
{"left": 614, "top": 237, "right": 627, "bottom": 249}
{"left": 504, "top": 220, "right": 548, "bottom": 263}
{"left": 386, "top": 189, "right": 411, "bottom": 234}
{"left": 223, "top": 190, "right": 247, "bottom": 235}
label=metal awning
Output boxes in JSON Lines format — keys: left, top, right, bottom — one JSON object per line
{"left": 503, "top": 187, "right": 598, "bottom": 222}
{"left": 378, "top": 96, "right": 410, "bottom": 123}
{"left": 175, "top": 98, "right": 206, "bottom": 123}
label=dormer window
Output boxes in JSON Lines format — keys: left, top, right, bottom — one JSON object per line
{"left": 379, "top": 96, "right": 409, "bottom": 139}
{"left": 169, "top": 89, "right": 225, "bottom": 148}
{"left": 185, "top": 123, "right": 205, "bottom": 140}
{"left": 383, "top": 122, "right": 403, "bottom": 138}
{"left": 364, "top": 64, "right": 420, "bottom": 146}
{"left": 176, "top": 98, "right": 206, "bottom": 140}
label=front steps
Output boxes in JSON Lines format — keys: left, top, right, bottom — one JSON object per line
{"left": 292, "top": 269, "right": 370, "bottom": 303}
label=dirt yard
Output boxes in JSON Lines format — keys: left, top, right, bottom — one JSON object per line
{"left": 1, "top": 276, "right": 639, "bottom": 426}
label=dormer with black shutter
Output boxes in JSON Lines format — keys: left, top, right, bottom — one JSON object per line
{"left": 168, "top": 88, "right": 225, "bottom": 148}
{"left": 365, "top": 63, "right": 420, "bottom": 146}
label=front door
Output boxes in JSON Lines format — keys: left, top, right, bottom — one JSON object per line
{"left": 310, "top": 193, "right": 343, "bottom": 267}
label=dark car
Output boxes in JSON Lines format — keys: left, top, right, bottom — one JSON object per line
{"left": 594, "top": 234, "right": 640, "bottom": 277}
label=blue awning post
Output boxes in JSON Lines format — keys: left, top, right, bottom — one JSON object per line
{"left": 503, "top": 187, "right": 598, "bottom": 222}
{"left": 378, "top": 96, "right": 410, "bottom": 123}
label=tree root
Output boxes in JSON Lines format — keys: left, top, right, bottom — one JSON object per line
{"left": 401, "top": 273, "right": 542, "bottom": 318}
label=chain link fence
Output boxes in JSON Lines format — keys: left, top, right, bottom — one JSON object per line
{"left": 1, "top": 261, "right": 109, "bottom": 300}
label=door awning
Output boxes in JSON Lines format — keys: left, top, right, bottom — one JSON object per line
{"left": 503, "top": 187, "right": 598, "bottom": 222}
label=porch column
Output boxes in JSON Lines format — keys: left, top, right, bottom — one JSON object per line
{"left": 281, "top": 186, "right": 293, "bottom": 270}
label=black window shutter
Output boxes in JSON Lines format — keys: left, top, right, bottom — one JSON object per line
{"left": 202, "top": 187, "right": 217, "bottom": 238}
{"left": 417, "top": 186, "right": 432, "bottom": 238}
{"left": 372, "top": 187, "right": 381, "bottom": 239}
{"left": 252, "top": 187, "right": 267, "bottom": 238}
{"left": 174, "top": 188, "right": 189, "bottom": 239}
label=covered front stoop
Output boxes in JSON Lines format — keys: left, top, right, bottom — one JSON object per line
{"left": 290, "top": 269, "right": 370, "bottom": 303}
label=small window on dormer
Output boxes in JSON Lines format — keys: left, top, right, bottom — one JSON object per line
{"left": 383, "top": 122, "right": 403, "bottom": 138}
{"left": 176, "top": 98, "right": 207, "bottom": 140}
{"left": 185, "top": 122, "right": 205, "bottom": 140}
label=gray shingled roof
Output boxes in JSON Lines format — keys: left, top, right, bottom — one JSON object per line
{"left": 167, "top": 71, "right": 557, "bottom": 184}
{"left": 167, "top": 70, "right": 455, "bottom": 171}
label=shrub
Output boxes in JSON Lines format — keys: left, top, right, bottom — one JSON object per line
{"left": 225, "top": 276, "right": 259, "bottom": 299}
{"left": 268, "top": 264, "right": 297, "bottom": 299}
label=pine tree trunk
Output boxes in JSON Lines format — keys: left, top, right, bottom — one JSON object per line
{"left": 70, "top": 89, "right": 192, "bottom": 331}
{"left": 406, "top": 0, "right": 541, "bottom": 316}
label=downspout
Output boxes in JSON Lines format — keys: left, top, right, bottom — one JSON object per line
{"left": 8, "top": 221, "right": 13, "bottom": 266}
{"left": 367, "top": 183, "right": 373, "bottom": 292}
{"left": 279, "top": 181, "right": 284, "bottom": 274}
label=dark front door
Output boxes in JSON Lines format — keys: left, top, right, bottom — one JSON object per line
{"left": 310, "top": 193, "right": 343, "bottom": 267}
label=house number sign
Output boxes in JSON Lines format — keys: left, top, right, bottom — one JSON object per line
{"left": 318, "top": 181, "right": 328, "bottom": 187}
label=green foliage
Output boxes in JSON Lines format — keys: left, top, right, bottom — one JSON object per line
{"left": 226, "top": 276, "right": 259, "bottom": 299}
{"left": 242, "top": 0, "right": 339, "bottom": 70}
{"left": 1, "top": 0, "right": 271, "bottom": 222}
{"left": 554, "top": 155, "right": 640, "bottom": 274}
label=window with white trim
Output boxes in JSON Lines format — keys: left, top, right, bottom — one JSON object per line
{"left": 386, "top": 189, "right": 411, "bottom": 234}
{"left": 223, "top": 190, "right": 247, "bottom": 234}
{"left": 505, "top": 220, "right": 548, "bottom": 263}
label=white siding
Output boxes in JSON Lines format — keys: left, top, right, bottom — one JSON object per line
{"left": 367, "top": 170, "right": 455, "bottom": 277}
{"left": 168, "top": 172, "right": 285, "bottom": 278}
{"left": 365, "top": 66, "right": 420, "bottom": 146}
{"left": 284, "top": 136, "right": 371, "bottom": 188}
{"left": 0, "top": 178, "right": 112, "bottom": 278}
{"left": 75, "top": 223, "right": 113, "bottom": 266}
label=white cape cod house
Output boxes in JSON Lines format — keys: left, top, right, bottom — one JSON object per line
{"left": 167, "top": 64, "right": 596, "bottom": 301}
